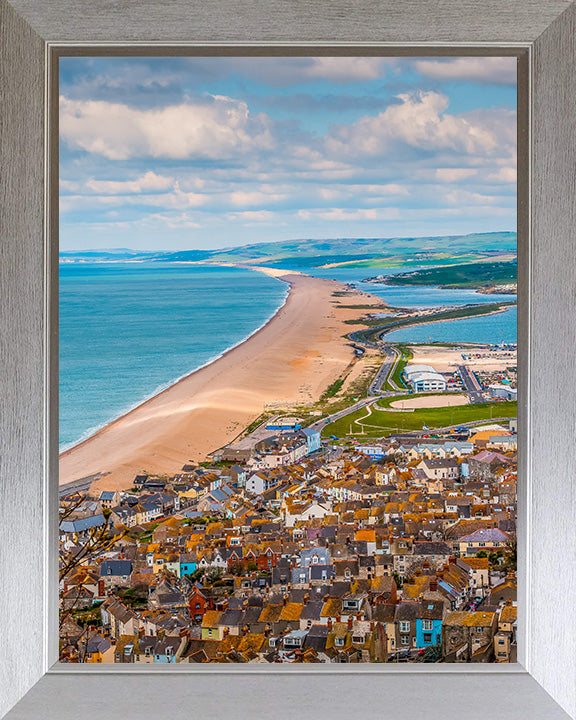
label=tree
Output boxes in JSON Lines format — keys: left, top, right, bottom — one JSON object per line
{"left": 423, "top": 640, "right": 443, "bottom": 663}
{"left": 59, "top": 492, "right": 126, "bottom": 630}
{"left": 186, "top": 567, "right": 205, "bottom": 583}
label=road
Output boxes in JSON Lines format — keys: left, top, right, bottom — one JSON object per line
{"left": 368, "top": 346, "right": 400, "bottom": 394}
{"left": 58, "top": 473, "right": 104, "bottom": 497}
{"left": 457, "top": 364, "right": 486, "bottom": 403}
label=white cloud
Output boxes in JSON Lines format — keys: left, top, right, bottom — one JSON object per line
{"left": 306, "top": 57, "right": 387, "bottom": 82}
{"left": 59, "top": 94, "right": 274, "bottom": 160}
{"left": 487, "top": 167, "right": 517, "bottom": 183}
{"left": 414, "top": 57, "right": 517, "bottom": 85}
{"left": 298, "top": 207, "right": 401, "bottom": 221}
{"left": 446, "top": 189, "right": 501, "bottom": 205}
{"left": 326, "top": 91, "right": 500, "bottom": 158}
{"left": 59, "top": 185, "right": 207, "bottom": 212}
{"left": 436, "top": 168, "right": 478, "bottom": 182}
{"left": 226, "top": 210, "right": 276, "bottom": 222}
{"left": 228, "top": 190, "right": 287, "bottom": 207}
{"left": 85, "top": 171, "right": 174, "bottom": 194}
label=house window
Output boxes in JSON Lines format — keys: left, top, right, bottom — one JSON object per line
{"left": 400, "top": 621, "right": 410, "bottom": 632}
{"left": 344, "top": 570, "right": 351, "bottom": 579}
{"left": 335, "top": 637, "right": 344, "bottom": 647}
{"left": 195, "top": 603, "right": 201, "bottom": 609}
{"left": 498, "top": 639, "right": 506, "bottom": 645}
{"left": 423, "top": 633, "right": 432, "bottom": 643}
{"left": 422, "top": 620, "right": 433, "bottom": 631}
{"left": 401, "top": 636, "right": 409, "bottom": 645}
{"left": 497, "top": 651, "right": 507, "bottom": 658}
{"left": 352, "top": 636, "right": 363, "bottom": 644}
{"left": 476, "top": 627, "right": 483, "bottom": 633}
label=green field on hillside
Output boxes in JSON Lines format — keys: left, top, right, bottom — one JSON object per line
{"left": 382, "top": 260, "right": 517, "bottom": 289}
{"left": 323, "top": 398, "right": 517, "bottom": 438}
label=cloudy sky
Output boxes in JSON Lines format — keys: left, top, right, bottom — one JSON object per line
{"left": 59, "top": 56, "right": 517, "bottom": 251}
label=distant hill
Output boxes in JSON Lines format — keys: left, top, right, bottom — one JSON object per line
{"left": 160, "top": 232, "right": 517, "bottom": 269}
{"left": 59, "top": 248, "right": 157, "bottom": 260}
{"left": 60, "top": 232, "right": 517, "bottom": 269}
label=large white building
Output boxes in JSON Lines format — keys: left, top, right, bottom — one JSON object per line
{"left": 404, "top": 364, "right": 447, "bottom": 392}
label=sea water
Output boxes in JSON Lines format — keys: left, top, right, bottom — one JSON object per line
{"left": 60, "top": 260, "right": 517, "bottom": 450}
{"left": 59, "top": 263, "right": 287, "bottom": 450}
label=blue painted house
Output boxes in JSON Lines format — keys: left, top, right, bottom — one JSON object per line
{"left": 178, "top": 553, "right": 197, "bottom": 578}
{"left": 415, "top": 599, "right": 444, "bottom": 649}
{"left": 152, "top": 637, "right": 181, "bottom": 663}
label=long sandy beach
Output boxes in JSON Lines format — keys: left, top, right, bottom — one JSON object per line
{"left": 59, "top": 267, "right": 389, "bottom": 492}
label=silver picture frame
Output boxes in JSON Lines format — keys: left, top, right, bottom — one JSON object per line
{"left": 1, "top": 1, "right": 575, "bottom": 718}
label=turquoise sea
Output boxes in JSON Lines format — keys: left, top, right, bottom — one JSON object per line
{"left": 59, "top": 263, "right": 287, "bottom": 450}
{"left": 59, "top": 260, "right": 517, "bottom": 451}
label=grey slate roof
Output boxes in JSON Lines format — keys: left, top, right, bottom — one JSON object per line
{"left": 100, "top": 560, "right": 133, "bottom": 577}
{"left": 60, "top": 514, "right": 106, "bottom": 533}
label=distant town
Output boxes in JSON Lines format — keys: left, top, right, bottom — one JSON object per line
{"left": 59, "top": 330, "right": 517, "bottom": 664}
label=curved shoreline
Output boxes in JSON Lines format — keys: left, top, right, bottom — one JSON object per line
{"left": 59, "top": 267, "right": 389, "bottom": 491}
{"left": 59, "top": 268, "right": 290, "bottom": 454}
{"left": 59, "top": 270, "right": 296, "bottom": 460}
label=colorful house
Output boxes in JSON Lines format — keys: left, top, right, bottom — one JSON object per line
{"left": 415, "top": 599, "right": 444, "bottom": 649}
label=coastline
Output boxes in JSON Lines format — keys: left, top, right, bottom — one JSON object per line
{"left": 59, "top": 266, "right": 291, "bottom": 454}
{"left": 59, "top": 266, "right": 389, "bottom": 492}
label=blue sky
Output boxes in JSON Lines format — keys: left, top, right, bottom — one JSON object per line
{"left": 59, "top": 56, "right": 517, "bottom": 251}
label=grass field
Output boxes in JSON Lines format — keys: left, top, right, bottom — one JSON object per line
{"left": 383, "top": 260, "right": 517, "bottom": 288}
{"left": 323, "top": 398, "right": 517, "bottom": 438}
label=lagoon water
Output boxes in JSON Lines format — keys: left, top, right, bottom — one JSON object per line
{"left": 60, "top": 260, "right": 517, "bottom": 451}
{"left": 59, "top": 263, "right": 287, "bottom": 450}
{"left": 383, "top": 306, "right": 517, "bottom": 345}
{"left": 298, "top": 265, "right": 517, "bottom": 346}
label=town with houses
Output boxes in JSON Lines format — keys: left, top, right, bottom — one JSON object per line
{"left": 59, "top": 381, "right": 518, "bottom": 665}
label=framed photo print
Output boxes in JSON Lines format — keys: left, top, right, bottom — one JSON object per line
{"left": 1, "top": 2, "right": 575, "bottom": 720}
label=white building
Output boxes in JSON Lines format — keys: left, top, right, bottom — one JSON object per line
{"left": 488, "top": 384, "right": 517, "bottom": 401}
{"left": 404, "top": 364, "right": 447, "bottom": 392}
{"left": 245, "top": 473, "right": 269, "bottom": 495}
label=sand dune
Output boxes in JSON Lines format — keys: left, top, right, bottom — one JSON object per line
{"left": 59, "top": 268, "right": 389, "bottom": 492}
